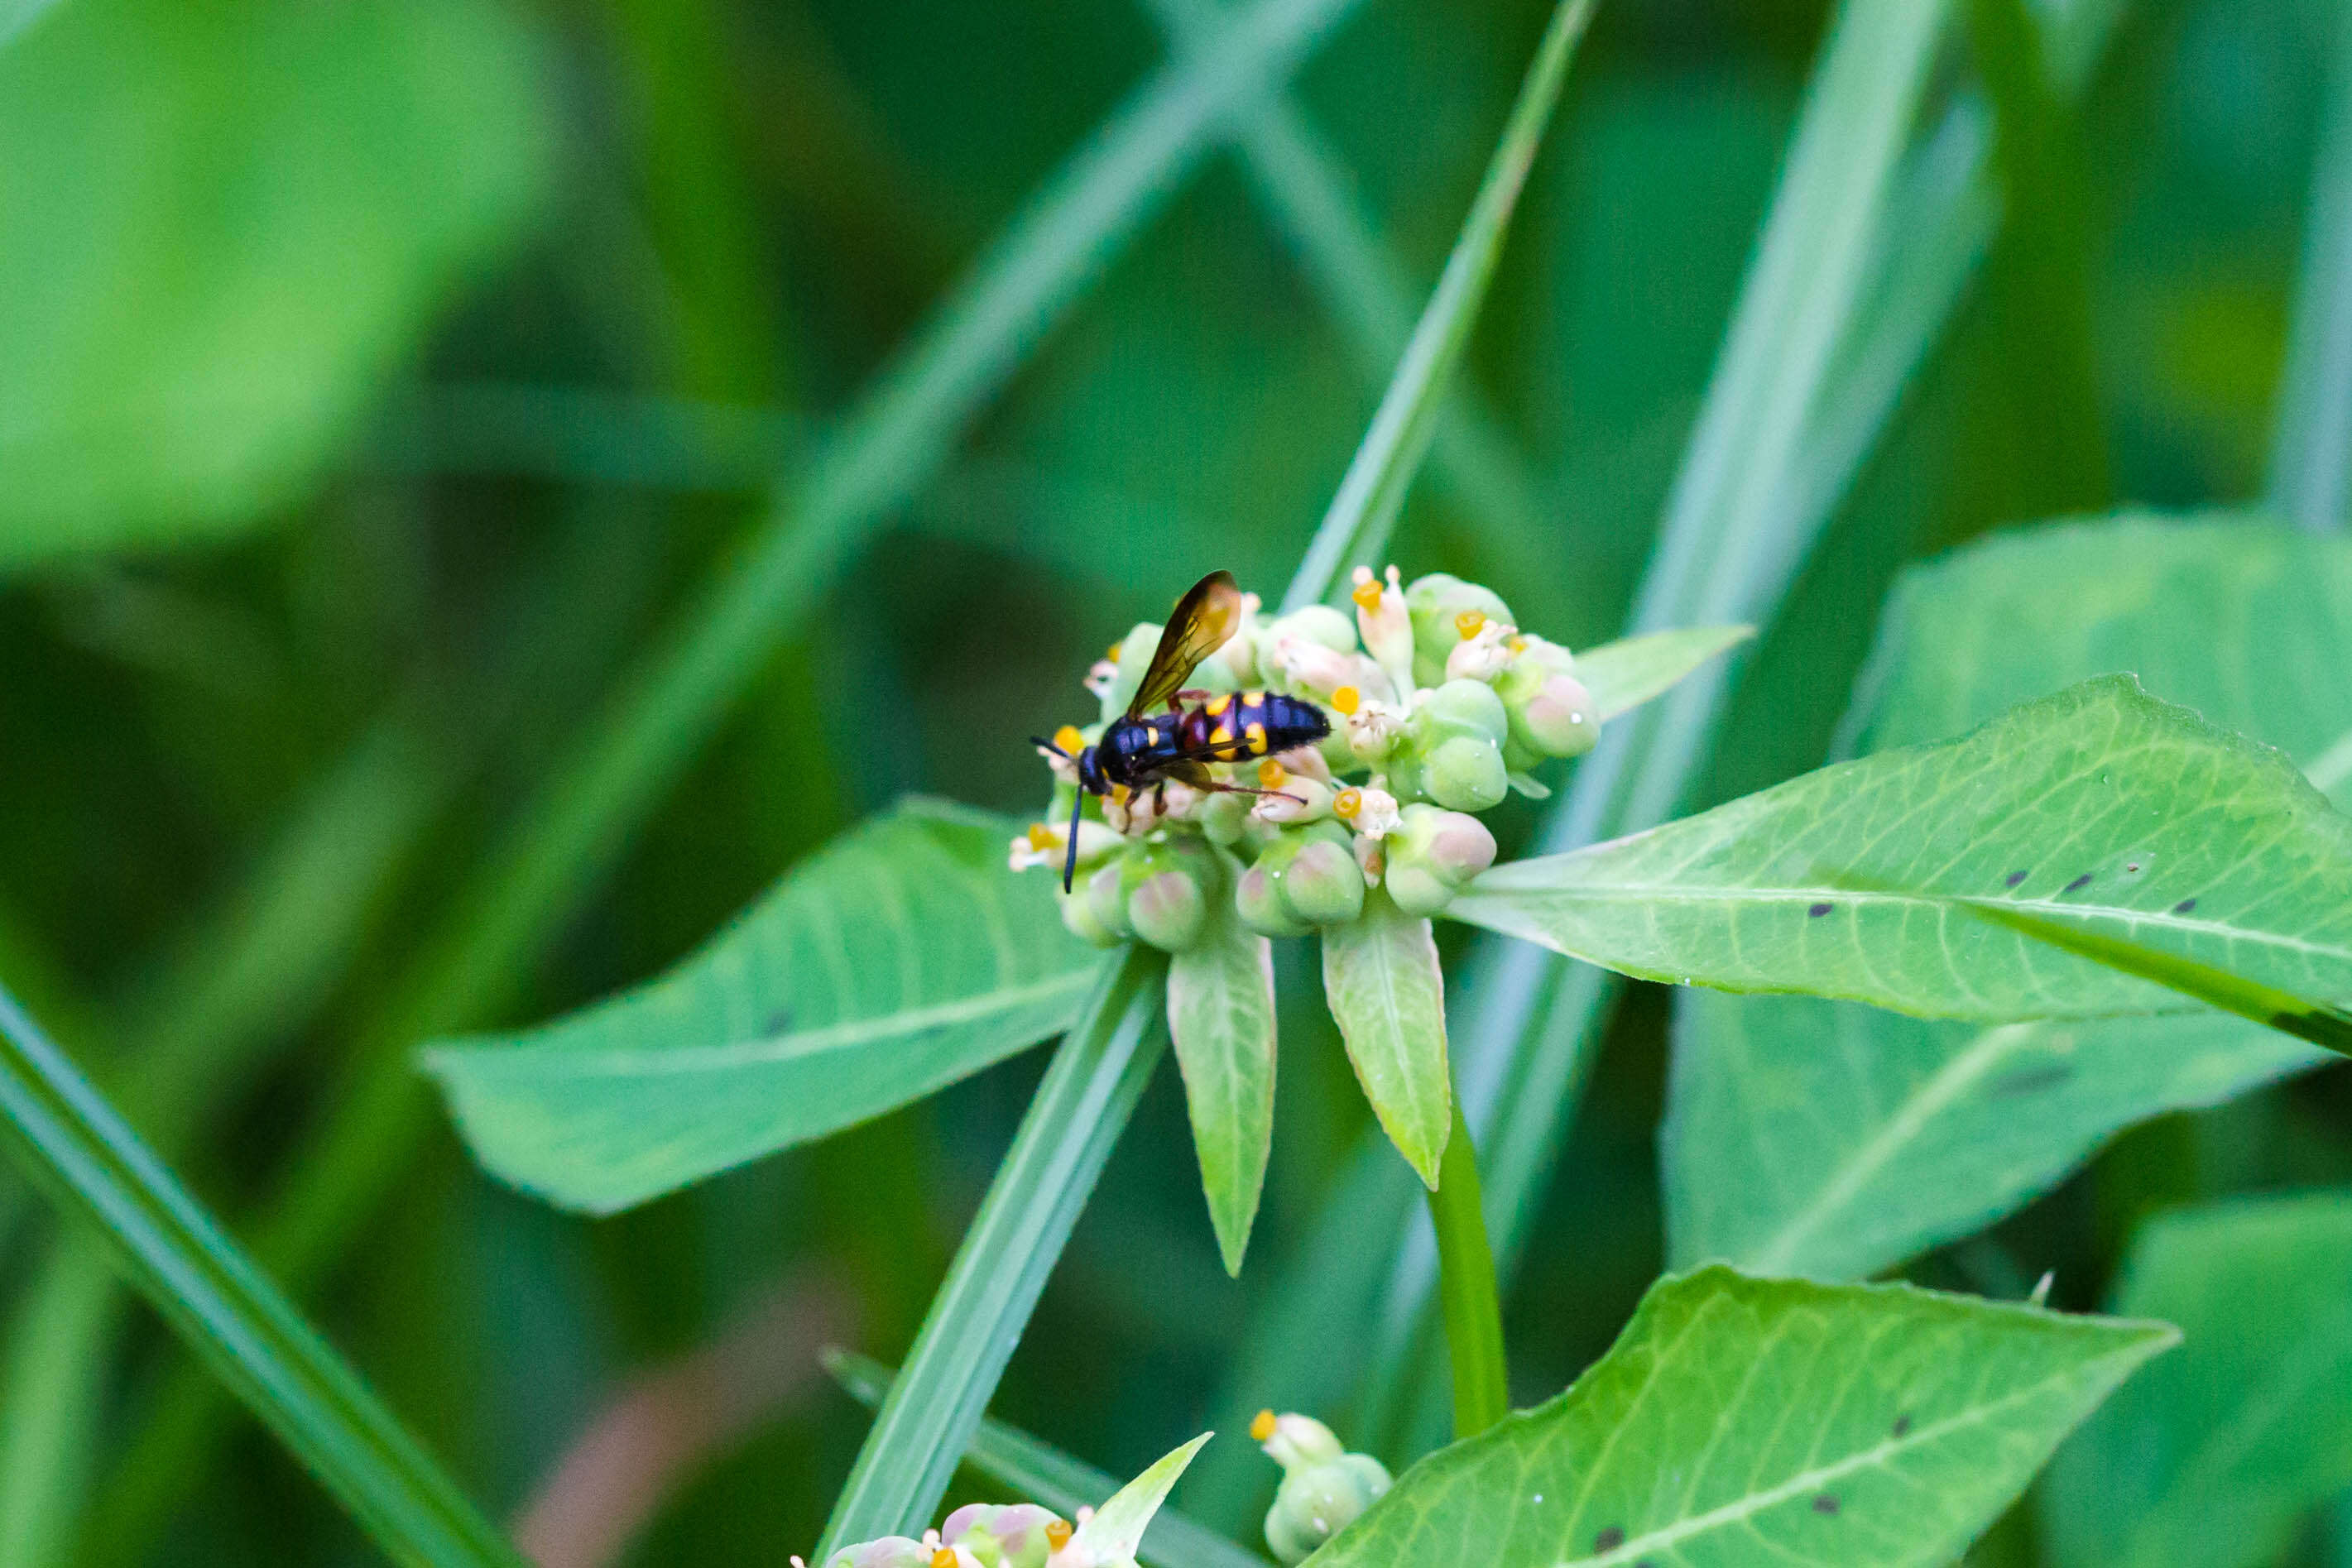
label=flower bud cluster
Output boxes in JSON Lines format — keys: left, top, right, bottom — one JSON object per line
{"left": 1251, "top": 1410, "right": 1391, "bottom": 1564}
{"left": 1016, "top": 567, "right": 1600, "bottom": 936}
{"left": 812, "top": 1503, "right": 1100, "bottom": 1568}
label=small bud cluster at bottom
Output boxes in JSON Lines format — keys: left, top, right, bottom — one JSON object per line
{"left": 808, "top": 1503, "right": 1100, "bottom": 1568}
{"left": 1251, "top": 1410, "right": 1392, "bottom": 1566}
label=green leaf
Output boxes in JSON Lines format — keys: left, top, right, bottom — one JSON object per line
{"left": 1303, "top": 1266, "right": 2174, "bottom": 1568}
{"left": 1850, "top": 515, "right": 2352, "bottom": 799}
{"left": 1073, "top": 1434, "right": 1214, "bottom": 1565}
{"left": 2042, "top": 1193, "right": 2352, "bottom": 1568}
{"left": 0, "top": 0, "right": 550, "bottom": 571}
{"left": 1665, "top": 515, "right": 2352, "bottom": 1283}
{"left": 823, "top": 1350, "right": 1272, "bottom": 1568}
{"left": 1663, "top": 992, "right": 2322, "bottom": 1280}
{"left": 1448, "top": 676, "right": 2352, "bottom": 1027}
{"left": 0, "top": 985, "right": 523, "bottom": 1567}
{"left": 1321, "top": 885, "right": 1450, "bottom": 1187}
{"left": 1167, "top": 882, "right": 1279, "bottom": 1274}
{"left": 1572, "top": 625, "right": 1756, "bottom": 723}
{"left": 423, "top": 799, "right": 1103, "bottom": 1213}
{"left": 1279, "top": 0, "right": 1596, "bottom": 609}
{"left": 815, "top": 947, "right": 1169, "bottom": 1560}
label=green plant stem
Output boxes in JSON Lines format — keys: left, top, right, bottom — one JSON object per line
{"left": 1428, "top": 1101, "right": 1507, "bottom": 1437}
{"left": 0, "top": 984, "right": 523, "bottom": 1568}
{"left": 815, "top": 947, "right": 1169, "bottom": 1560}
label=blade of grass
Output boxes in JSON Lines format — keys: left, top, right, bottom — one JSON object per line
{"left": 1279, "top": 0, "right": 1597, "bottom": 612}
{"left": 1135, "top": 0, "right": 1579, "bottom": 626}
{"left": 2270, "top": 0, "right": 2352, "bottom": 533}
{"left": 823, "top": 1350, "right": 1273, "bottom": 1568}
{"left": 83, "top": 0, "right": 1370, "bottom": 1553}
{"left": 0, "top": 983, "right": 523, "bottom": 1568}
{"left": 815, "top": 947, "right": 1168, "bottom": 1558}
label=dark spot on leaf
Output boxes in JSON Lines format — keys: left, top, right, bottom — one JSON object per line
{"left": 1808, "top": 902, "right": 1832, "bottom": 918}
{"left": 1812, "top": 1494, "right": 1841, "bottom": 1515}
{"left": 2063, "top": 874, "right": 2092, "bottom": 893}
{"left": 1892, "top": 1413, "right": 1912, "bottom": 1437}
{"left": 2126, "top": 862, "right": 2141, "bottom": 873}
{"left": 1990, "top": 1062, "right": 2074, "bottom": 1097}
{"left": 1594, "top": 1527, "right": 1625, "bottom": 1551}
{"left": 2173, "top": 898, "right": 2197, "bottom": 914}
{"left": 764, "top": 1008, "right": 793, "bottom": 1034}
{"left": 2005, "top": 870, "right": 2028, "bottom": 888}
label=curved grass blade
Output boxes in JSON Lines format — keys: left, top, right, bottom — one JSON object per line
{"left": 2270, "top": 2, "right": 2352, "bottom": 534}
{"left": 0, "top": 984, "right": 522, "bottom": 1568}
{"left": 815, "top": 947, "right": 1169, "bottom": 1560}
{"left": 84, "top": 0, "right": 1371, "bottom": 1551}
{"left": 1070, "top": 1433, "right": 1213, "bottom": 1565}
{"left": 825, "top": 1350, "right": 1274, "bottom": 1568}
{"left": 1571, "top": 626, "right": 1755, "bottom": 724}
{"left": 1279, "top": 0, "right": 1596, "bottom": 611}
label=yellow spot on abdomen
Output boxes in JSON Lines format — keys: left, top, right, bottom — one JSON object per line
{"left": 1246, "top": 722, "right": 1267, "bottom": 753}
{"left": 1145, "top": 725, "right": 1160, "bottom": 745}
{"left": 1244, "top": 689, "right": 1264, "bottom": 707}
{"left": 1204, "top": 694, "right": 1231, "bottom": 717}
{"left": 1210, "top": 724, "right": 1232, "bottom": 746}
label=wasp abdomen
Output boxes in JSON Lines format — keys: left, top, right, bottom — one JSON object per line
{"left": 1181, "top": 690, "right": 1330, "bottom": 762}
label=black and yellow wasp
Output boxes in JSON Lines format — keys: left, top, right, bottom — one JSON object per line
{"left": 1035, "top": 570, "right": 1332, "bottom": 891}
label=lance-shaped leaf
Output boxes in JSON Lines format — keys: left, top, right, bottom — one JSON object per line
{"left": 423, "top": 799, "right": 1105, "bottom": 1212}
{"left": 1663, "top": 991, "right": 2323, "bottom": 1280}
{"left": 1447, "top": 677, "right": 2352, "bottom": 1029}
{"left": 2042, "top": 1193, "right": 2352, "bottom": 1568}
{"left": 1666, "top": 515, "right": 2352, "bottom": 1282}
{"left": 1303, "top": 1266, "right": 2173, "bottom": 1568}
{"left": 1321, "top": 885, "right": 1450, "bottom": 1187}
{"left": 1572, "top": 625, "right": 1755, "bottom": 723}
{"left": 1072, "top": 1434, "right": 1215, "bottom": 1566}
{"left": 1168, "top": 883, "right": 1279, "bottom": 1274}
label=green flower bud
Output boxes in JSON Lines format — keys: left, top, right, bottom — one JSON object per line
{"left": 1056, "top": 885, "right": 1122, "bottom": 947}
{"left": 1404, "top": 573, "right": 1514, "bottom": 687}
{"left": 1265, "top": 603, "right": 1358, "bottom": 655}
{"left": 1494, "top": 636, "right": 1598, "bottom": 759}
{"left": 944, "top": 1503, "right": 1065, "bottom": 1568}
{"left": 1198, "top": 788, "right": 1253, "bottom": 846}
{"left": 1423, "top": 733, "right": 1508, "bottom": 812}
{"left": 1236, "top": 858, "right": 1313, "bottom": 937}
{"left": 1121, "top": 836, "right": 1219, "bottom": 952}
{"left": 1419, "top": 677, "right": 1509, "bottom": 744}
{"left": 1252, "top": 1411, "right": 1392, "bottom": 1566}
{"left": 1281, "top": 833, "right": 1366, "bottom": 925}
{"left": 1097, "top": 623, "right": 1164, "bottom": 724}
{"left": 1384, "top": 804, "right": 1497, "bottom": 917}
{"left": 825, "top": 1537, "right": 932, "bottom": 1568}
{"left": 1084, "top": 859, "right": 1132, "bottom": 940}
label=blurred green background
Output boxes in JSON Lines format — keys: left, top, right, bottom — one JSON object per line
{"left": 1, "top": 0, "right": 2347, "bottom": 1561}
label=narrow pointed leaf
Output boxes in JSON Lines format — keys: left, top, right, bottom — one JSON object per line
{"left": 1571, "top": 625, "right": 1755, "bottom": 723}
{"left": 1321, "top": 886, "right": 1450, "bottom": 1187}
{"left": 1167, "top": 888, "right": 1278, "bottom": 1273}
{"left": 0, "top": 987, "right": 523, "bottom": 1567}
{"left": 1302, "top": 1266, "right": 2174, "bottom": 1568}
{"left": 824, "top": 1351, "right": 1272, "bottom": 1568}
{"left": 1281, "top": 0, "right": 1596, "bottom": 609}
{"left": 1449, "top": 677, "right": 2352, "bottom": 1026}
{"left": 423, "top": 799, "right": 1104, "bottom": 1212}
{"left": 1072, "top": 1434, "right": 1214, "bottom": 1565}
{"left": 1664, "top": 992, "right": 2322, "bottom": 1280}
{"left": 2043, "top": 1193, "right": 2352, "bottom": 1568}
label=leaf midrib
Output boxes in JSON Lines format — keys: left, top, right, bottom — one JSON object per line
{"left": 430, "top": 966, "right": 1099, "bottom": 1080}
{"left": 1564, "top": 1345, "right": 2149, "bottom": 1566}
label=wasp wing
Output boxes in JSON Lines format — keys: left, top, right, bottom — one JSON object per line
{"left": 1127, "top": 570, "right": 1241, "bottom": 718}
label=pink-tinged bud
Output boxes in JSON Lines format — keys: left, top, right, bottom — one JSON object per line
{"left": 1384, "top": 805, "right": 1497, "bottom": 915}
{"left": 827, "top": 1537, "right": 933, "bottom": 1568}
{"left": 1383, "top": 861, "right": 1453, "bottom": 917}
{"left": 1121, "top": 837, "right": 1217, "bottom": 952}
{"left": 1280, "top": 835, "right": 1366, "bottom": 924}
{"left": 1236, "top": 861, "right": 1312, "bottom": 937}
{"left": 1198, "top": 788, "right": 1252, "bottom": 846}
{"left": 1084, "top": 861, "right": 1131, "bottom": 939}
{"left": 1513, "top": 672, "right": 1599, "bottom": 758}
{"left": 945, "top": 1503, "right": 1065, "bottom": 1568}
{"left": 1055, "top": 885, "right": 1122, "bottom": 947}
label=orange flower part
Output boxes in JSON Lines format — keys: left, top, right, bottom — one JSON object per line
{"left": 1332, "top": 788, "right": 1363, "bottom": 822}
{"left": 1455, "top": 609, "right": 1487, "bottom": 640}
{"left": 1331, "top": 684, "right": 1361, "bottom": 715}
{"left": 1257, "top": 758, "right": 1286, "bottom": 788}
{"left": 1053, "top": 724, "right": 1085, "bottom": 755}
{"left": 1250, "top": 1408, "right": 1279, "bottom": 1442}
{"left": 1045, "top": 1520, "right": 1074, "bottom": 1552}
{"left": 1351, "top": 578, "right": 1384, "bottom": 611}
{"left": 1026, "top": 823, "right": 1058, "bottom": 852}
{"left": 932, "top": 1551, "right": 958, "bottom": 1568}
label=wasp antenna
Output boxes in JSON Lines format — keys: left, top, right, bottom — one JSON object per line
{"left": 1061, "top": 790, "right": 1085, "bottom": 894}
{"left": 1031, "top": 734, "right": 1068, "bottom": 759}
